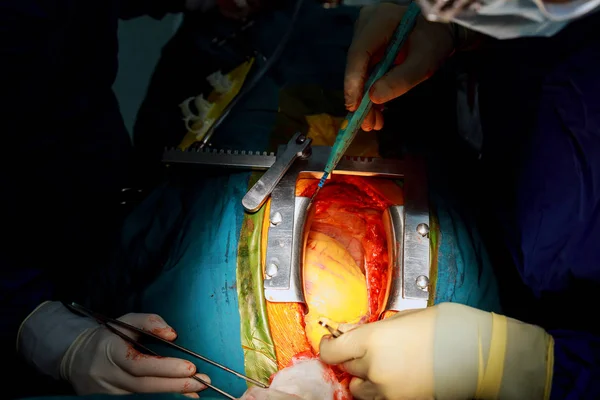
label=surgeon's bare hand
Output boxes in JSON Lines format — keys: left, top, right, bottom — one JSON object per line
{"left": 346, "top": 3, "right": 455, "bottom": 131}
{"left": 61, "top": 313, "right": 210, "bottom": 398}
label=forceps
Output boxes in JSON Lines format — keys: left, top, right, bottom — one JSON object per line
{"left": 65, "top": 303, "right": 267, "bottom": 399}
{"left": 318, "top": 319, "right": 344, "bottom": 338}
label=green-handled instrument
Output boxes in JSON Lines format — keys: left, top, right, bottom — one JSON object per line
{"left": 309, "top": 1, "right": 421, "bottom": 205}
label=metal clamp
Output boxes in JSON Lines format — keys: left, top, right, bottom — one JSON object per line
{"left": 401, "top": 156, "right": 430, "bottom": 306}
{"left": 382, "top": 203, "right": 429, "bottom": 312}
{"left": 242, "top": 132, "right": 311, "bottom": 213}
{"left": 163, "top": 133, "right": 311, "bottom": 213}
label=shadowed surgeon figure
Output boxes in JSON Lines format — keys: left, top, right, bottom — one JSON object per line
{"left": 1, "top": 1, "right": 273, "bottom": 399}
{"left": 2, "top": 0, "right": 599, "bottom": 399}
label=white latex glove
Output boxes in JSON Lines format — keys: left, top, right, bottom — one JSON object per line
{"left": 18, "top": 302, "right": 209, "bottom": 398}
{"left": 320, "top": 303, "right": 555, "bottom": 400}
{"left": 62, "top": 313, "right": 211, "bottom": 396}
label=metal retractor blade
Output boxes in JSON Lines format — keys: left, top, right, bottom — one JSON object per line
{"left": 162, "top": 146, "right": 277, "bottom": 170}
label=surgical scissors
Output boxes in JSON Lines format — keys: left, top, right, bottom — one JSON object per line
{"left": 65, "top": 303, "right": 268, "bottom": 399}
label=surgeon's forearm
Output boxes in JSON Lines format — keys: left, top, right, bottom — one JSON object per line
{"left": 549, "top": 331, "right": 600, "bottom": 399}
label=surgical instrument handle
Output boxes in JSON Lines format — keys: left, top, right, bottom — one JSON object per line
{"left": 317, "top": 2, "right": 421, "bottom": 190}
{"left": 242, "top": 132, "right": 311, "bottom": 213}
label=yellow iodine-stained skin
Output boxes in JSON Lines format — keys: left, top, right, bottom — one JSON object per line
{"left": 303, "top": 231, "right": 369, "bottom": 352}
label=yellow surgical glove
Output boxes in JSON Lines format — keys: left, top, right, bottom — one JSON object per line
{"left": 319, "top": 303, "right": 555, "bottom": 400}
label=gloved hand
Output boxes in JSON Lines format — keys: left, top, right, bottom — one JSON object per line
{"left": 239, "top": 387, "right": 303, "bottom": 400}
{"left": 17, "top": 302, "right": 209, "bottom": 398}
{"left": 61, "top": 313, "right": 209, "bottom": 397}
{"left": 345, "top": 3, "right": 456, "bottom": 131}
{"left": 319, "top": 303, "right": 555, "bottom": 400}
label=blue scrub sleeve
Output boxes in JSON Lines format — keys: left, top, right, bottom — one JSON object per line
{"left": 550, "top": 331, "right": 600, "bottom": 399}
{"left": 476, "top": 14, "right": 600, "bottom": 399}
{"left": 504, "top": 29, "right": 600, "bottom": 399}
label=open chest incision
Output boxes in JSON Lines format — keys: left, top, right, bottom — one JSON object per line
{"left": 262, "top": 145, "right": 431, "bottom": 316}
{"left": 163, "top": 132, "right": 432, "bottom": 314}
